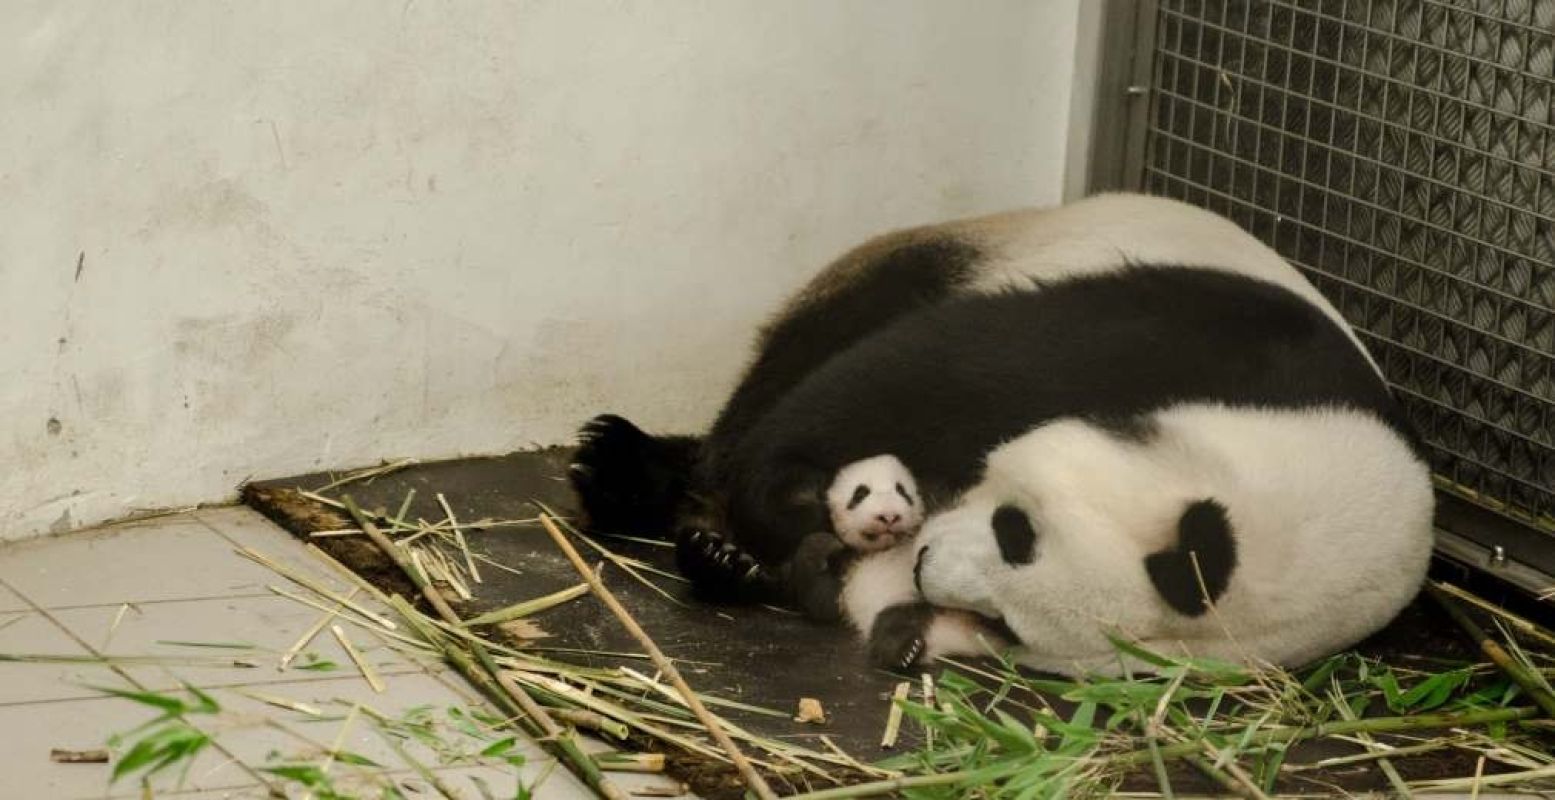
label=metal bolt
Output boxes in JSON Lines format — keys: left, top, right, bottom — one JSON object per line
{"left": 1490, "top": 545, "right": 1507, "bottom": 567}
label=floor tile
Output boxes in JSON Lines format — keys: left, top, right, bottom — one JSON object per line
{"left": 200, "top": 672, "right": 529, "bottom": 773}
{"left": 103, "top": 788, "right": 272, "bottom": 800}
{"left": 0, "top": 693, "right": 259, "bottom": 799}
{"left": 0, "top": 520, "right": 280, "bottom": 608}
{"left": 50, "top": 596, "right": 438, "bottom": 691}
{"left": 413, "top": 762, "right": 596, "bottom": 799}
{"left": 0, "top": 608, "right": 134, "bottom": 704}
{"left": 195, "top": 508, "right": 343, "bottom": 576}
{"left": 194, "top": 506, "right": 392, "bottom": 607}
{"left": 0, "top": 582, "right": 29, "bottom": 612}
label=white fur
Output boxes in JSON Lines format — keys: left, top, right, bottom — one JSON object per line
{"left": 825, "top": 454, "right": 924, "bottom": 552}
{"left": 864, "top": 405, "right": 1433, "bottom": 677}
{"left": 838, "top": 543, "right": 1007, "bottom": 661}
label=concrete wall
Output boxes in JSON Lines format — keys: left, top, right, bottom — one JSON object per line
{"left": 1, "top": 1, "right": 1086, "bottom": 540}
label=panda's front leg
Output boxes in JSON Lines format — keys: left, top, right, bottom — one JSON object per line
{"left": 842, "top": 545, "right": 1010, "bottom": 670}
{"left": 675, "top": 526, "right": 854, "bottom": 620}
{"left": 674, "top": 526, "right": 784, "bottom": 605}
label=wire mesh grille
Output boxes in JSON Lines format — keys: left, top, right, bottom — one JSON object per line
{"left": 1142, "top": 0, "right": 1555, "bottom": 536}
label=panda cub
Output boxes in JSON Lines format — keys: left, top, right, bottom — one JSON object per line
{"left": 825, "top": 454, "right": 924, "bottom": 553}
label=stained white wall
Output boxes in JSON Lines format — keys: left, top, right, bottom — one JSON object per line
{"left": 1, "top": 1, "right": 1086, "bottom": 540}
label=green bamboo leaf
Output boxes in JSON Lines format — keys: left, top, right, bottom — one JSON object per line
{"left": 94, "top": 686, "right": 187, "bottom": 715}
{"left": 330, "top": 750, "right": 381, "bottom": 767}
{"left": 480, "top": 736, "right": 518, "bottom": 757}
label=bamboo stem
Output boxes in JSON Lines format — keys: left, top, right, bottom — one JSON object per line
{"left": 1427, "top": 584, "right": 1555, "bottom": 719}
{"left": 538, "top": 513, "right": 779, "bottom": 800}
{"left": 880, "top": 682, "right": 910, "bottom": 749}
{"left": 781, "top": 768, "right": 1002, "bottom": 800}
{"left": 1114, "top": 706, "right": 1539, "bottom": 767}
{"left": 1183, "top": 753, "right": 1247, "bottom": 798}
{"left": 342, "top": 496, "right": 628, "bottom": 800}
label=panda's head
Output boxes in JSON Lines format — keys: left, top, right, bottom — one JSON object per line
{"left": 910, "top": 498, "right": 1036, "bottom": 619}
{"left": 825, "top": 454, "right": 924, "bottom": 552}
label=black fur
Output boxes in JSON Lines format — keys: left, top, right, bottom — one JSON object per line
{"left": 846, "top": 484, "right": 870, "bottom": 510}
{"left": 569, "top": 415, "right": 702, "bottom": 536}
{"left": 868, "top": 601, "right": 936, "bottom": 670}
{"left": 699, "top": 237, "right": 982, "bottom": 483}
{"left": 1144, "top": 498, "right": 1238, "bottom": 616}
{"left": 1085, "top": 412, "right": 1160, "bottom": 444}
{"left": 992, "top": 505, "right": 1039, "bottom": 565}
{"left": 673, "top": 527, "right": 783, "bottom": 604}
{"left": 714, "top": 266, "right": 1414, "bottom": 566}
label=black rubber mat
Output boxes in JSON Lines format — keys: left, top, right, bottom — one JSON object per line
{"left": 244, "top": 448, "right": 1544, "bottom": 796}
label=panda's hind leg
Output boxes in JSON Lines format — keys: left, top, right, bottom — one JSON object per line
{"left": 569, "top": 414, "right": 701, "bottom": 537}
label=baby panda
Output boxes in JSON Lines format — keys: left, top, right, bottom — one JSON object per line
{"left": 845, "top": 404, "right": 1433, "bottom": 676}
{"left": 825, "top": 454, "right": 924, "bottom": 553}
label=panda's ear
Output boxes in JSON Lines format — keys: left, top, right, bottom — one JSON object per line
{"left": 991, "top": 505, "right": 1038, "bottom": 565}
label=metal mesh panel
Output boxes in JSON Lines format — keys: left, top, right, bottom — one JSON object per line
{"left": 1142, "top": 0, "right": 1555, "bottom": 538}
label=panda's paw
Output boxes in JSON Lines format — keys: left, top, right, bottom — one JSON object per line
{"left": 868, "top": 602, "right": 936, "bottom": 671}
{"left": 674, "top": 527, "right": 778, "bottom": 604}
{"left": 569, "top": 414, "right": 678, "bottom": 535}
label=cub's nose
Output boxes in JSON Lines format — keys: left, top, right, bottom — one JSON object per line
{"left": 876, "top": 512, "right": 902, "bottom": 527}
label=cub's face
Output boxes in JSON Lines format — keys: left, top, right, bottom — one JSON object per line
{"left": 825, "top": 454, "right": 924, "bottom": 552}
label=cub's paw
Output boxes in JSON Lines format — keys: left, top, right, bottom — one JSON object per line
{"left": 569, "top": 414, "right": 680, "bottom": 535}
{"left": 784, "top": 533, "right": 850, "bottom": 623}
{"left": 868, "top": 602, "right": 936, "bottom": 671}
{"left": 675, "top": 528, "right": 778, "bottom": 604}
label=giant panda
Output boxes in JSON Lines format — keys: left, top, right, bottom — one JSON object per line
{"left": 568, "top": 193, "right": 1433, "bottom": 670}
{"left": 845, "top": 403, "right": 1432, "bottom": 675}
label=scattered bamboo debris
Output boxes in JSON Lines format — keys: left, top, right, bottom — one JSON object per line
{"left": 438, "top": 492, "right": 482, "bottom": 585}
{"left": 224, "top": 477, "right": 1555, "bottom": 799}
{"left": 794, "top": 698, "right": 827, "bottom": 725}
{"left": 462, "top": 583, "right": 588, "bottom": 627}
{"left": 538, "top": 513, "right": 780, "bottom": 800}
{"left": 342, "top": 496, "right": 632, "bottom": 800}
{"left": 879, "top": 682, "right": 910, "bottom": 749}
{"left": 312, "top": 458, "right": 418, "bottom": 494}
{"left": 280, "top": 588, "right": 358, "bottom": 670}
{"left": 49, "top": 749, "right": 109, "bottom": 764}
{"left": 1428, "top": 584, "right": 1555, "bottom": 718}
{"left": 331, "top": 624, "right": 385, "bottom": 693}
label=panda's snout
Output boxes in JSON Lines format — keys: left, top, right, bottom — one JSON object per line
{"left": 913, "top": 544, "right": 928, "bottom": 595}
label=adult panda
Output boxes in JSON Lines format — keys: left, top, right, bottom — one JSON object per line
{"left": 568, "top": 193, "right": 1433, "bottom": 670}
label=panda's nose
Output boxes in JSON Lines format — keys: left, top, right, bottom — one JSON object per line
{"left": 877, "top": 513, "right": 901, "bottom": 527}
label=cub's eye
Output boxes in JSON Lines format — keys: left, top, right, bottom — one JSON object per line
{"left": 895, "top": 482, "right": 915, "bottom": 506}
{"left": 991, "top": 505, "right": 1038, "bottom": 565}
{"left": 847, "top": 485, "right": 871, "bottom": 509}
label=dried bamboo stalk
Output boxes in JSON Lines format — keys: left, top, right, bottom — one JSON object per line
{"left": 341, "top": 496, "right": 629, "bottom": 800}
{"left": 1427, "top": 584, "right": 1555, "bottom": 718}
{"left": 538, "top": 513, "right": 778, "bottom": 800}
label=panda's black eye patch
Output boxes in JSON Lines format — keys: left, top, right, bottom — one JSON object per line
{"left": 895, "top": 482, "right": 914, "bottom": 506}
{"left": 847, "top": 485, "right": 871, "bottom": 509}
{"left": 992, "top": 505, "right": 1038, "bottom": 565}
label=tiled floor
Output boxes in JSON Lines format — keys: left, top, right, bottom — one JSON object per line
{"left": 0, "top": 506, "right": 692, "bottom": 799}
